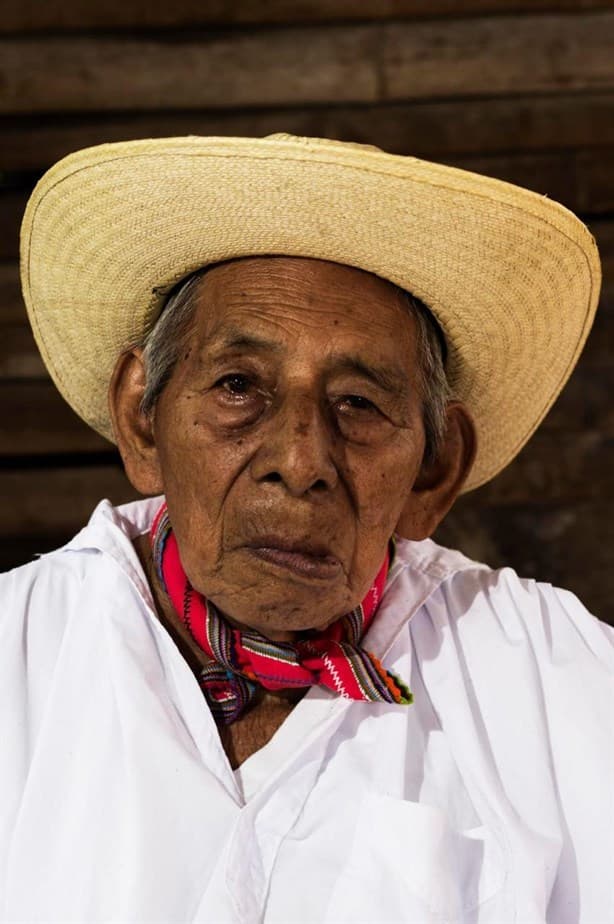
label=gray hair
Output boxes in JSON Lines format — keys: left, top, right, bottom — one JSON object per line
{"left": 402, "top": 291, "right": 452, "bottom": 467}
{"left": 139, "top": 269, "right": 451, "bottom": 467}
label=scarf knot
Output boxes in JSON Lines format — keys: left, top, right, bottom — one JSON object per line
{"left": 151, "top": 502, "right": 412, "bottom": 724}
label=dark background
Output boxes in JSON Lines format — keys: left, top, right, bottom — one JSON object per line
{"left": 1, "top": 0, "right": 613, "bottom": 622}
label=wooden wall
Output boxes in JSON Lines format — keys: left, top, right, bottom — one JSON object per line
{"left": 2, "top": 0, "right": 613, "bottom": 622}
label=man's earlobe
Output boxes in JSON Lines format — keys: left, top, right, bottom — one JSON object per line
{"left": 108, "top": 348, "right": 164, "bottom": 496}
{"left": 395, "top": 402, "right": 477, "bottom": 541}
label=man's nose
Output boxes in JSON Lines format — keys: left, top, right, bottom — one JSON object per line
{"left": 250, "top": 392, "right": 339, "bottom": 497}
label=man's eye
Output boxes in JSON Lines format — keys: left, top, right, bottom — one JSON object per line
{"left": 338, "top": 394, "right": 377, "bottom": 412}
{"left": 216, "top": 374, "right": 253, "bottom": 395}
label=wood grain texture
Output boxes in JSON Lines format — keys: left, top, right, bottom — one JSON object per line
{"left": 4, "top": 92, "right": 614, "bottom": 172}
{"left": 0, "top": 465, "right": 137, "bottom": 537}
{"left": 0, "top": 382, "right": 111, "bottom": 455}
{"left": 0, "top": 29, "right": 379, "bottom": 114}
{"left": 0, "top": 325, "right": 46, "bottom": 378}
{"left": 4, "top": 0, "right": 614, "bottom": 32}
{"left": 0, "top": 193, "right": 28, "bottom": 262}
{"left": 473, "top": 427, "right": 614, "bottom": 505}
{"left": 2, "top": 13, "right": 614, "bottom": 114}
{"left": 382, "top": 12, "right": 614, "bottom": 100}
{"left": 0, "top": 262, "right": 24, "bottom": 324}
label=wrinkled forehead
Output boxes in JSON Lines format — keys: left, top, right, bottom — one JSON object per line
{"left": 193, "top": 255, "right": 409, "bottom": 307}
{"left": 173, "top": 255, "right": 445, "bottom": 367}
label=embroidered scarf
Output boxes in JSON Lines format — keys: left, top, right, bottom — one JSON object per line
{"left": 151, "top": 502, "right": 412, "bottom": 724}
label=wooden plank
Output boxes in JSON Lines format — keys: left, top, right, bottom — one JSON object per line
{"left": 0, "top": 465, "right": 138, "bottom": 538}
{"left": 590, "top": 219, "right": 614, "bottom": 295}
{"left": 472, "top": 427, "right": 614, "bottom": 505}
{"left": 383, "top": 13, "right": 614, "bottom": 102}
{"left": 537, "top": 363, "right": 614, "bottom": 434}
{"left": 0, "top": 381, "right": 112, "bottom": 455}
{"left": 2, "top": 13, "right": 614, "bottom": 114}
{"left": 0, "top": 325, "right": 45, "bottom": 378}
{"left": 4, "top": 92, "right": 614, "bottom": 173}
{"left": 0, "top": 262, "right": 24, "bottom": 324}
{"left": 0, "top": 28, "right": 379, "bottom": 114}
{"left": 3, "top": 0, "right": 614, "bottom": 33}
{"left": 0, "top": 192, "right": 28, "bottom": 262}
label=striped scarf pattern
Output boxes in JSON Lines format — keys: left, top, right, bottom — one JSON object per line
{"left": 151, "top": 502, "right": 412, "bottom": 724}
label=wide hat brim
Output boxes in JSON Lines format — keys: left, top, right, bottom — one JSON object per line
{"left": 20, "top": 134, "right": 601, "bottom": 492}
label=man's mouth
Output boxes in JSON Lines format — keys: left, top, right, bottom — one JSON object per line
{"left": 243, "top": 535, "right": 342, "bottom": 580}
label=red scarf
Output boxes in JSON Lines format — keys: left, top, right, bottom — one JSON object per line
{"left": 151, "top": 502, "right": 412, "bottom": 724}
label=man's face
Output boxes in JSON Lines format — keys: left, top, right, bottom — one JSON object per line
{"left": 149, "top": 256, "right": 428, "bottom": 638}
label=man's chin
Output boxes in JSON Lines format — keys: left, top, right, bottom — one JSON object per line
{"left": 191, "top": 546, "right": 358, "bottom": 636}
{"left": 215, "top": 586, "right": 351, "bottom": 640}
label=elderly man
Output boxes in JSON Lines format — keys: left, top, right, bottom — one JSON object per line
{"left": 1, "top": 135, "right": 612, "bottom": 923}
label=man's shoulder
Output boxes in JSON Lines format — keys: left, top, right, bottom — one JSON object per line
{"left": 394, "top": 535, "right": 490, "bottom": 582}
{"left": 1, "top": 543, "right": 93, "bottom": 598}
{"left": 0, "top": 544, "right": 104, "bottom": 648}
{"left": 0, "top": 496, "right": 157, "bottom": 642}
{"left": 396, "top": 535, "right": 614, "bottom": 663}
{"left": 401, "top": 540, "right": 614, "bottom": 759}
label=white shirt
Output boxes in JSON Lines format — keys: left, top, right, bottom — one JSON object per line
{"left": 0, "top": 497, "right": 612, "bottom": 924}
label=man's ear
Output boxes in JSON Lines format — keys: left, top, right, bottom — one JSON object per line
{"left": 108, "top": 347, "right": 164, "bottom": 496}
{"left": 395, "top": 402, "right": 477, "bottom": 541}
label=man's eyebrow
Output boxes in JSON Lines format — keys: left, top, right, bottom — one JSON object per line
{"left": 207, "top": 329, "right": 283, "bottom": 355}
{"left": 333, "top": 356, "right": 411, "bottom": 398}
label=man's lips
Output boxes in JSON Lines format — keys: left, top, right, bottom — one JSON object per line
{"left": 243, "top": 535, "right": 342, "bottom": 580}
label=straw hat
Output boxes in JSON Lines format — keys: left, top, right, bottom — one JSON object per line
{"left": 20, "top": 134, "right": 601, "bottom": 492}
